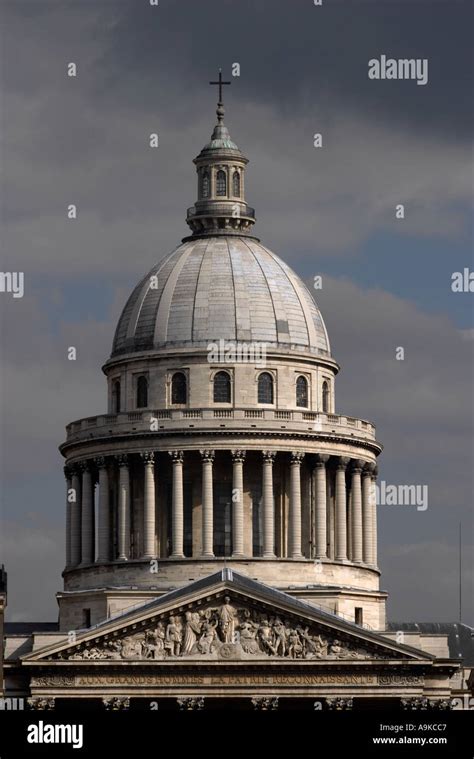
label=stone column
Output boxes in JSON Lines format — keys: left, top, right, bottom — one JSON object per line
{"left": 177, "top": 697, "right": 205, "bottom": 711}
{"left": 117, "top": 455, "right": 130, "bottom": 561}
{"left": 70, "top": 466, "right": 81, "bottom": 567}
{"left": 362, "top": 463, "right": 375, "bottom": 565}
{"left": 351, "top": 460, "right": 364, "bottom": 564}
{"left": 372, "top": 466, "right": 378, "bottom": 567}
{"left": 289, "top": 452, "right": 304, "bottom": 558}
{"left": 64, "top": 467, "right": 72, "bottom": 568}
{"left": 326, "top": 698, "right": 353, "bottom": 711}
{"left": 335, "top": 457, "right": 349, "bottom": 561}
{"left": 251, "top": 697, "right": 278, "bottom": 711}
{"left": 96, "top": 457, "right": 110, "bottom": 563}
{"left": 200, "top": 450, "right": 215, "bottom": 558}
{"left": 314, "top": 454, "right": 329, "bottom": 559}
{"left": 231, "top": 450, "right": 246, "bottom": 557}
{"left": 169, "top": 451, "right": 185, "bottom": 558}
{"left": 103, "top": 697, "right": 130, "bottom": 711}
{"left": 27, "top": 698, "right": 55, "bottom": 710}
{"left": 262, "top": 451, "right": 276, "bottom": 558}
{"left": 141, "top": 452, "right": 156, "bottom": 559}
{"left": 80, "top": 462, "right": 94, "bottom": 565}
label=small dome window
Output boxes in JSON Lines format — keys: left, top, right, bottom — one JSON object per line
{"left": 112, "top": 380, "right": 121, "bottom": 413}
{"left": 296, "top": 376, "right": 308, "bottom": 408}
{"left": 213, "top": 371, "right": 231, "bottom": 403}
{"left": 171, "top": 372, "right": 187, "bottom": 404}
{"left": 216, "top": 169, "right": 227, "bottom": 196}
{"left": 201, "top": 171, "right": 209, "bottom": 198}
{"left": 258, "top": 372, "right": 274, "bottom": 404}
{"left": 322, "top": 380, "right": 330, "bottom": 413}
{"left": 232, "top": 170, "right": 240, "bottom": 197}
{"left": 136, "top": 375, "right": 148, "bottom": 408}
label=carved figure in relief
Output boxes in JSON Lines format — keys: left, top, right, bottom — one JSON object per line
{"left": 198, "top": 618, "right": 218, "bottom": 654}
{"left": 182, "top": 611, "right": 202, "bottom": 655}
{"left": 273, "top": 618, "right": 287, "bottom": 656}
{"left": 288, "top": 629, "right": 303, "bottom": 659}
{"left": 218, "top": 597, "right": 237, "bottom": 643}
{"left": 258, "top": 618, "right": 277, "bottom": 655}
{"left": 165, "top": 616, "right": 182, "bottom": 656}
{"left": 239, "top": 620, "right": 260, "bottom": 655}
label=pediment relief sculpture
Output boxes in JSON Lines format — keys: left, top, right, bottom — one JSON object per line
{"left": 52, "top": 596, "right": 395, "bottom": 662}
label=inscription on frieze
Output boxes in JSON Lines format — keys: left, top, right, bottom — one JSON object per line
{"left": 31, "top": 674, "right": 425, "bottom": 688}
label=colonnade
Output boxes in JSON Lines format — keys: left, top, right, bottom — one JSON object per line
{"left": 64, "top": 451, "right": 378, "bottom": 568}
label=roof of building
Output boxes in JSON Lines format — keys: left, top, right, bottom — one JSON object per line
{"left": 111, "top": 236, "right": 330, "bottom": 359}
{"left": 388, "top": 621, "right": 474, "bottom": 665}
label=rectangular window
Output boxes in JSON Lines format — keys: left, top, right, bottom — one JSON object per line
{"left": 355, "top": 607, "right": 363, "bottom": 625}
{"left": 82, "top": 608, "right": 91, "bottom": 628}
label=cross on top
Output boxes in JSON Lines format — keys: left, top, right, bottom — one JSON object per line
{"left": 209, "top": 69, "right": 231, "bottom": 103}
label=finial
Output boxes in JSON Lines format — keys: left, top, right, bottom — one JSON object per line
{"left": 209, "top": 68, "right": 231, "bottom": 123}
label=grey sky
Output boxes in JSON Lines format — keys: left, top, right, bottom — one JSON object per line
{"left": 0, "top": 0, "right": 472, "bottom": 624}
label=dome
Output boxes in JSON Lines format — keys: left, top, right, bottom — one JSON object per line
{"left": 111, "top": 236, "right": 331, "bottom": 358}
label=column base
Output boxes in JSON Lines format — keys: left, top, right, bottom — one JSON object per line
{"left": 263, "top": 552, "right": 276, "bottom": 559}
{"left": 291, "top": 552, "right": 304, "bottom": 559}
{"left": 232, "top": 552, "right": 244, "bottom": 558}
{"left": 141, "top": 553, "right": 157, "bottom": 560}
{"left": 170, "top": 552, "right": 185, "bottom": 559}
{"left": 117, "top": 555, "right": 129, "bottom": 562}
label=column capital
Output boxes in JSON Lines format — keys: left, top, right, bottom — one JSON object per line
{"left": 117, "top": 454, "right": 129, "bottom": 468}
{"left": 94, "top": 456, "right": 108, "bottom": 469}
{"left": 290, "top": 451, "right": 305, "bottom": 465}
{"left": 141, "top": 451, "right": 155, "bottom": 465}
{"left": 63, "top": 465, "right": 73, "bottom": 480}
{"left": 169, "top": 450, "right": 184, "bottom": 464}
{"left": 78, "top": 460, "right": 91, "bottom": 473}
{"left": 363, "top": 462, "right": 376, "bottom": 477}
{"left": 27, "top": 697, "right": 55, "bottom": 710}
{"left": 351, "top": 458, "right": 365, "bottom": 473}
{"left": 372, "top": 465, "right": 379, "bottom": 479}
{"left": 314, "top": 453, "right": 330, "bottom": 468}
{"left": 336, "top": 456, "right": 350, "bottom": 470}
{"left": 262, "top": 450, "right": 276, "bottom": 463}
{"left": 102, "top": 697, "right": 130, "bottom": 711}
{"left": 231, "top": 449, "right": 246, "bottom": 463}
{"left": 199, "top": 449, "right": 215, "bottom": 462}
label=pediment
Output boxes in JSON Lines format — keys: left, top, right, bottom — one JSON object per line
{"left": 23, "top": 571, "right": 432, "bottom": 664}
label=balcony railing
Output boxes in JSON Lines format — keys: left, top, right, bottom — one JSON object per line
{"left": 187, "top": 202, "right": 255, "bottom": 218}
{"left": 64, "top": 408, "right": 378, "bottom": 445}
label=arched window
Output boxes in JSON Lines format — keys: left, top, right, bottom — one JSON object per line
{"left": 296, "top": 376, "right": 308, "bottom": 408}
{"left": 201, "top": 171, "right": 209, "bottom": 198}
{"left": 216, "top": 169, "right": 227, "bottom": 196}
{"left": 136, "top": 375, "right": 148, "bottom": 408}
{"left": 322, "top": 380, "right": 330, "bottom": 413}
{"left": 213, "top": 371, "right": 231, "bottom": 403}
{"left": 112, "top": 380, "right": 121, "bottom": 413}
{"left": 258, "top": 372, "right": 274, "bottom": 404}
{"left": 232, "top": 170, "right": 240, "bottom": 197}
{"left": 171, "top": 372, "right": 187, "bottom": 404}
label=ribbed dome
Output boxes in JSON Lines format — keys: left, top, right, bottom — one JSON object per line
{"left": 111, "top": 236, "right": 331, "bottom": 358}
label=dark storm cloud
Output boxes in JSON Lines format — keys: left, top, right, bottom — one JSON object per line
{"left": 4, "top": 0, "right": 472, "bottom": 138}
